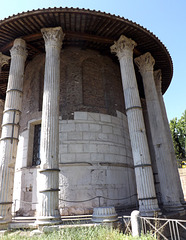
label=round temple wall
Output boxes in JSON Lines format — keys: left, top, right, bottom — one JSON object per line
{"left": 13, "top": 46, "right": 137, "bottom": 216}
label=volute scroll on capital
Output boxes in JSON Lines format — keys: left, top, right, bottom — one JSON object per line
{"left": 41, "top": 27, "right": 65, "bottom": 49}
{"left": 110, "top": 35, "right": 137, "bottom": 60}
{"left": 134, "top": 52, "right": 155, "bottom": 73}
{"left": 10, "top": 38, "right": 28, "bottom": 59}
{"left": 0, "top": 52, "right": 10, "bottom": 68}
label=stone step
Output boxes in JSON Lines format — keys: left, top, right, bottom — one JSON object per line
{"left": 10, "top": 215, "right": 93, "bottom": 229}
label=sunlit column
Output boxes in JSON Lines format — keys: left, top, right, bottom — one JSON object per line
{"left": 111, "top": 35, "right": 160, "bottom": 216}
{"left": 0, "top": 53, "right": 10, "bottom": 137}
{"left": 0, "top": 39, "right": 27, "bottom": 227}
{"left": 135, "top": 53, "right": 184, "bottom": 211}
{"left": 154, "top": 69, "right": 185, "bottom": 204}
{"left": 36, "top": 27, "right": 64, "bottom": 225}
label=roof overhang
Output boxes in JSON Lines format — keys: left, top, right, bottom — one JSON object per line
{"left": 0, "top": 7, "right": 173, "bottom": 98}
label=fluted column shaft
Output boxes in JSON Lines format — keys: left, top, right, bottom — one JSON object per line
{"left": 154, "top": 70, "right": 185, "bottom": 204}
{"left": 36, "top": 27, "right": 64, "bottom": 225}
{"left": 135, "top": 53, "right": 183, "bottom": 211}
{"left": 111, "top": 35, "right": 160, "bottom": 216}
{"left": 0, "top": 39, "right": 27, "bottom": 225}
{"left": 0, "top": 53, "right": 10, "bottom": 138}
{"left": 0, "top": 100, "right": 4, "bottom": 138}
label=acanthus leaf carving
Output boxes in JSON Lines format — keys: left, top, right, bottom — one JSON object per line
{"left": 0, "top": 53, "right": 10, "bottom": 68}
{"left": 41, "top": 27, "right": 65, "bottom": 49}
{"left": 134, "top": 52, "right": 155, "bottom": 73}
{"left": 110, "top": 35, "right": 137, "bottom": 60}
{"left": 10, "top": 39, "right": 27, "bottom": 59}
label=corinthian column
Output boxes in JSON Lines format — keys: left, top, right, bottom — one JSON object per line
{"left": 111, "top": 35, "right": 160, "bottom": 216}
{"left": 36, "top": 27, "right": 64, "bottom": 225}
{"left": 154, "top": 70, "right": 185, "bottom": 204}
{"left": 0, "top": 100, "right": 4, "bottom": 137}
{"left": 0, "top": 53, "right": 10, "bottom": 138}
{"left": 0, "top": 39, "right": 27, "bottom": 228}
{"left": 134, "top": 53, "right": 183, "bottom": 212}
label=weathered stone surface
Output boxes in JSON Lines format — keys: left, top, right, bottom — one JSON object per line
{"left": 179, "top": 168, "right": 186, "bottom": 201}
{"left": 135, "top": 52, "right": 183, "bottom": 211}
{"left": 0, "top": 38, "right": 27, "bottom": 225}
{"left": 19, "top": 47, "right": 125, "bottom": 132}
{"left": 14, "top": 100, "right": 137, "bottom": 216}
{"left": 36, "top": 27, "right": 63, "bottom": 225}
{"left": 154, "top": 69, "right": 185, "bottom": 205}
{"left": 92, "top": 206, "right": 118, "bottom": 223}
{"left": 58, "top": 111, "right": 137, "bottom": 215}
{"left": 111, "top": 35, "right": 160, "bottom": 216}
{"left": 11, "top": 35, "right": 180, "bottom": 219}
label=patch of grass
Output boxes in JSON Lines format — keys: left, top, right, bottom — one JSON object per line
{"left": 1, "top": 226, "right": 156, "bottom": 240}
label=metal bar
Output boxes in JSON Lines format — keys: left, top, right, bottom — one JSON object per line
{"left": 126, "top": 105, "right": 142, "bottom": 112}
{"left": 144, "top": 218, "right": 147, "bottom": 234}
{"left": 171, "top": 220, "right": 177, "bottom": 240}
{"left": 177, "top": 221, "right": 186, "bottom": 230}
{"left": 134, "top": 164, "right": 152, "bottom": 168}
{"left": 138, "top": 197, "right": 157, "bottom": 201}
{"left": 102, "top": 194, "right": 137, "bottom": 201}
{"left": 142, "top": 217, "right": 168, "bottom": 240}
{"left": 39, "top": 188, "right": 60, "bottom": 193}
{"left": 0, "top": 201, "right": 13, "bottom": 204}
{"left": 124, "top": 216, "right": 186, "bottom": 240}
{"left": 1, "top": 123, "right": 19, "bottom": 127}
{"left": 39, "top": 168, "right": 60, "bottom": 173}
{"left": 3, "top": 109, "right": 21, "bottom": 114}
{"left": 169, "top": 221, "right": 173, "bottom": 240}
{"left": 175, "top": 221, "right": 180, "bottom": 240}
{"left": 0, "top": 137, "right": 19, "bottom": 141}
{"left": 6, "top": 89, "right": 23, "bottom": 94}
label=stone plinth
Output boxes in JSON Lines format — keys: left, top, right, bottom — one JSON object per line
{"left": 92, "top": 207, "right": 118, "bottom": 223}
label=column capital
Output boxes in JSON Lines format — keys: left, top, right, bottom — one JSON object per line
{"left": 41, "top": 27, "right": 64, "bottom": 49}
{"left": 10, "top": 38, "right": 27, "bottom": 59}
{"left": 134, "top": 52, "right": 155, "bottom": 73}
{"left": 154, "top": 69, "right": 162, "bottom": 94}
{"left": 110, "top": 35, "right": 137, "bottom": 60}
{"left": 0, "top": 53, "right": 10, "bottom": 68}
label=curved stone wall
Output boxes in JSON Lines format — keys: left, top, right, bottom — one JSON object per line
{"left": 59, "top": 111, "right": 137, "bottom": 215}
{"left": 14, "top": 46, "right": 137, "bottom": 216}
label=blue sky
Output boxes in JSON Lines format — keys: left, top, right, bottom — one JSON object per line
{"left": 0, "top": 0, "right": 186, "bottom": 121}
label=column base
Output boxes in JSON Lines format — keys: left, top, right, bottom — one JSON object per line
{"left": 0, "top": 216, "right": 10, "bottom": 230}
{"left": 139, "top": 208, "right": 162, "bottom": 217}
{"left": 163, "top": 203, "right": 184, "bottom": 212}
{"left": 92, "top": 207, "right": 118, "bottom": 223}
{"left": 35, "top": 215, "right": 62, "bottom": 226}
